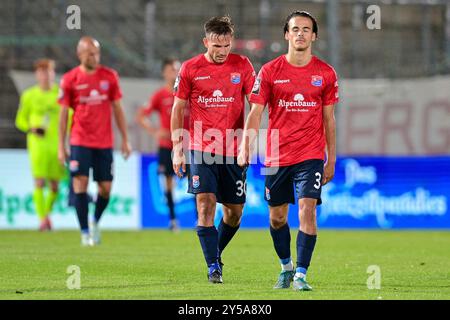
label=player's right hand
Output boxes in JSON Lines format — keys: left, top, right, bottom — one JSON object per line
{"left": 58, "top": 146, "right": 68, "bottom": 166}
{"left": 172, "top": 151, "right": 186, "bottom": 178}
{"left": 237, "top": 147, "right": 250, "bottom": 167}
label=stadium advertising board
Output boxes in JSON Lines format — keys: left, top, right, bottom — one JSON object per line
{"left": 141, "top": 155, "right": 450, "bottom": 229}
{"left": 0, "top": 150, "right": 140, "bottom": 229}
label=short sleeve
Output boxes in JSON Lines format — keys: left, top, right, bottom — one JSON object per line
{"left": 249, "top": 66, "right": 271, "bottom": 107}
{"left": 142, "top": 92, "right": 159, "bottom": 116}
{"left": 58, "top": 75, "right": 73, "bottom": 108}
{"left": 173, "top": 62, "right": 191, "bottom": 100}
{"left": 110, "top": 71, "right": 123, "bottom": 102}
{"left": 242, "top": 57, "right": 256, "bottom": 95}
{"left": 322, "top": 67, "right": 339, "bottom": 106}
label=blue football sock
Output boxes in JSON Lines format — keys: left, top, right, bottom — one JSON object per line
{"left": 94, "top": 195, "right": 109, "bottom": 223}
{"left": 218, "top": 218, "right": 240, "bottom": 257}
{"left": 196, "top": 226, "right": 219, "bottom": 266}
{"left": 296, "top": 230, "right": 317, "bottom": 275}
{"left": 270, "top": 223, "right": 291, "bottom": 260}
{"left": 165, "top": 191, "right": 175, "bottom": 221}
{"left": 74, "top": 192, "right": 89, "bottom": 232}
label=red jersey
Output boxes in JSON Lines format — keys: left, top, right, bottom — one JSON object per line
{"left": 250, "top": 55, "right": 339, "bottom": 167}
{"left": 143, "top": 87, "right": 174, "bottom": 149}
{"left": 58, "top": 65, "right": 122, "bottom": 149}
{"left": 174, "top": 53, "right": 255, "bottom": 157}
{"left": 143, "top": 86, "right": 191, "bottom": 150}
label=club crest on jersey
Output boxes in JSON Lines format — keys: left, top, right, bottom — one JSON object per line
{"left": 100, "top": 80, "right": 110, "bottom": 91}
{"left": 230, "top": 73, "right": 241, "bottom": 84}
{"left": 69, "top": 160, "right": 79, "bottom": 172}
{"left": 192, "top": 175, "right": 200, "bottom": 189}
{"left": 311, "top": 75, "right": 323, "bottom": 87}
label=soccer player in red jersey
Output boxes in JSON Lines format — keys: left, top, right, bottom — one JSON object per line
{"left": 58, "top": 36, "right": 132, "bottom": 246}
{"left": 136, "top": 58, "right": 185, "bottom": 232}
{"left": 171, "top": 16, "right": 256, "bottom": 283}
{"left": 239, "top": 11, "right": 339, "bottom": 291}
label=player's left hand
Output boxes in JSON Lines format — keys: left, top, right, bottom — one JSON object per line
{"left": 322, "top": 162, "right": 335, "bottom": 185}
{"left": 121, "top": 141, "right": 132, "bottom": 160}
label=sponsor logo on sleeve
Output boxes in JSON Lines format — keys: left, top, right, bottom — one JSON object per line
{"left": 251, "top": 77, "right": 261, "bottom": 95}
{"left": 174, "top": 74, "right": 181, "bottom": 92}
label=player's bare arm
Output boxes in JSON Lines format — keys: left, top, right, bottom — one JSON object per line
{"left": 238, "top": 103, "right": 265, "bottom": 167}
{"left": 135, "top": 107, "right": 158, "bottom": 137}
{"left": 322, "top": 103, "right": 336, "bottom": 185}
{"left": 170, "top": 97, "right": 187, "bottom": 178}
{"left": 112, "top": 100, "right": 132, "bottom": 160}
{"left": 58, "top": 106, "right": 69, "bottom": 166}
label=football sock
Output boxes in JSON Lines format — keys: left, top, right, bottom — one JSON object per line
{"left": 270, "top": 223, "right": 291, "bottom": 261}
{"left": 94, "top": 194, "right": 109, "bottom": 223}
{"left": 196, "top": 226, "right": 219, "bottom": 266}
{"left": 74, "top": 192, "right": 89, "bottom": 233}
{"left": 165, "top": 191, "right": 175, "bottom": 220}
{"left": 44, "top": 190, "right": 58, "bottom": 217}
{"left": 281, "top": 258, "right": 294, "bottom": 271}
{"left": 296, "top": 230, "right": 317, "bottom": 276}
{"left": 217, "top": 218, "right": 240, "bottom": 256}
{"left": 33, "top": 188, "right": 46, "bottom": 220}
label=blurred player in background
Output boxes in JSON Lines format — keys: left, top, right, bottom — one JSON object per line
{"left": 15, "top": 59, "right": 66, "bottom": 231}
{"left": 58, "top": 36, "right": 132, "bottom": 246}
{"left": 171, "top": 16, "right": 256, "bottom": 283}
{"left": 136, "top": 58, "right": 184, "bottom": 232}
{"left": 238, "top": 11, "right": 339, "bottom": 291}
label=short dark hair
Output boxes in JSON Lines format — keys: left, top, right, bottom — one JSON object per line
{"left": 204, "top": 15, "right": 234, "bottom": 37}
{"left": 161, "top": 58, "right": 177, "bottom": 72}
{"left": 283, "top": 11, "right": 318, "bottom": 37}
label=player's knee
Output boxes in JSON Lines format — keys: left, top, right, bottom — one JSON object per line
{"left": 73, "top": 176, "right": 88, "bottom": 193}
{"left": 34, "top": 179, "right": 45, "bottom": 189}
{"left": 50, "top": 184, "right": 59, "bottom": 193}
{"left": 196, "top": 194, "right": 216, "bottom": 216}
{"left": 223, "top": 211, "right": 242, "bottom": 226}
{"left": 270, "top": 215, "right": 288, "bottom": 229}
{"left": 98, "top": 188, "right": 111, "bottom": 198}
{"left": 97, "top": 182, "right": 112, "bottom": 198}
{"left": 299, "top": 202, "right": 316, "bottom": 218}
{"left": 223, "top": 204, "right": 243, "bottom": 226}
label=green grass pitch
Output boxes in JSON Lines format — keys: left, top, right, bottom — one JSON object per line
{"left": 0, "top": 229, "right": 449, "bottom": 300}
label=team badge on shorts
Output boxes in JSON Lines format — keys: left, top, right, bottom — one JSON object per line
{"left": 230, "top": 73, "right": 241, "bottom": 84}
{"left": 265, "top": 187, "right": 271, "bottom": 200}
{"left": 100, "top": 80, "right": 110, "bottom": 91}
{"left": 311, "top": 75, "right": 323, "bottom": 87}
{"left": 192, "top": 175, "right": 200, "bottom": 189}
{"left": 69, "top": 160, "right": 79, "bottom": 172}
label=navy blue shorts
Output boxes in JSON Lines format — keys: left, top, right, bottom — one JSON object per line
{"left": 187, "top": 151, "right": 246, "bottom": 204}
{"left": 158, "top": 147, "right": 174, "bottom": 177}
{"left": 264, "top": 159, "right": 324, "bottom": 207}
{"left": 69, "top": 145, "right": 113, "bottom": 182}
